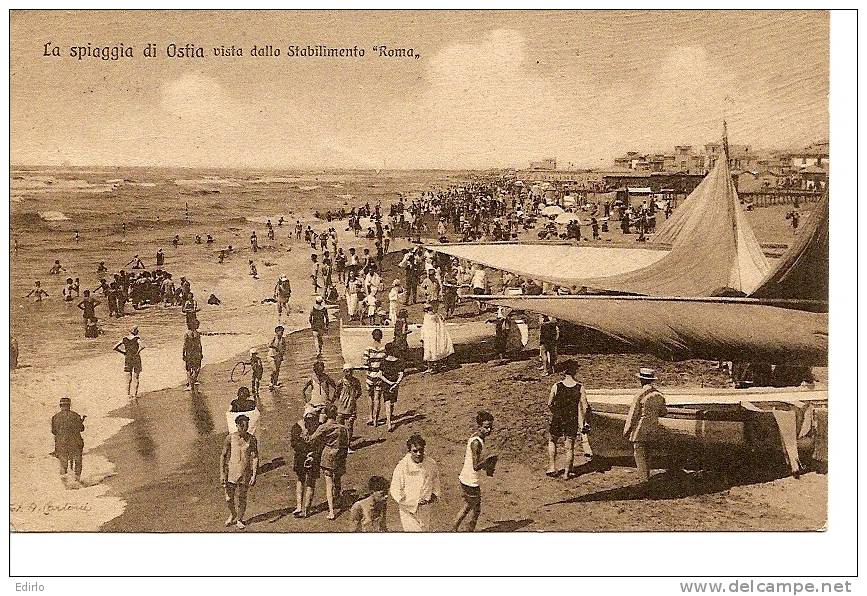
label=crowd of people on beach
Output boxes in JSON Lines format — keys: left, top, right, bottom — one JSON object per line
{"left": 211, "top": 183, "right": 683, "bottom": 532}
{"left": 37, "top": 179, "right": 688, "bottom": 531}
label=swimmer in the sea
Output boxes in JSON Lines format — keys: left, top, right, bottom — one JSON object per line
{"left": 206, "top": 234, "right": 214, "bottom": 244}
{"left": 97, "top": 261, "right": 108, "bottom": 275}
{"left": 249, "top": 260, "right": 258, "bottom": 279}
{"left": 26, "top": 281, "right": 49, "bottom": 302}
{"left": 49, "top": 260, "right": 65, "bottom": 275}
{"left": 126, "top": 254, "right": 145, "bottom": 269}
{"left": 62, "top": 278, "right": 75, "bottom": 303}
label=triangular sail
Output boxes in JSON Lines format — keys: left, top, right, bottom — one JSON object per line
{"left": 751, "top": 192, "right": 828, "bottom": 302}
{"left": 429, "top": 154, "right": 770, "bottom": 297}
{"left": 583, "top": 156, "right": 770, "bottom": 296}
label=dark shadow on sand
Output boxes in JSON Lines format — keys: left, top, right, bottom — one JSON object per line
{"left": 391, "top": 409, "right": 426, "bottom": 431}
{"left": 480, "top": 519, "right": 534, "bottom": 532}
{"left": 189, "top": 389, "right": 215, "bottom": 436}
{"left": 549, "top": 464, "right": 807, "bottom": 505}
{"left": 351, "top": 437, "right": 386, "bottom": 451}
{"left": 257, "top": 456, "right": 286, "bottom": 475}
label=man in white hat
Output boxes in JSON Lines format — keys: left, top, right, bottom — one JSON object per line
{"left": 623, "top": 367, "right": 668, "bottom": 484}
{"left": 274, "top": 274, "right": 292, "bottom": 322}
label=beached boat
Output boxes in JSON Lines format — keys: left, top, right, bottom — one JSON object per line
{"left": 585, "top": 386, "right": 828, "bottom": 473}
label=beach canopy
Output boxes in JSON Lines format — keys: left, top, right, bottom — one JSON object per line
{"left": 428, "top": 243, "right": 668, "bottom": 285}
{"left": 483, "top": 295, "right": 828, "bottom": 365}
{"left": 554, "top": 212, "right": 583, "bottom": 225}
{"left": 751, "top": 192, "right": 828, "bottom": 302}
{"left": 541, "top": 205, "right": 565, "bottom": 217}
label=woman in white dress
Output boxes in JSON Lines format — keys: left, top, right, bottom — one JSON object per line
{"left": 346, "top": 271, "right": 360, "bottom": 321}
{"left": 420, "top": 303, "right": 454, "bottom": 373}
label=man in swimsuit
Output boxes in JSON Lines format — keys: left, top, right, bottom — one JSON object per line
{"left": 26, "top": 281, "right": 49, "bottom": 302}
{"left": 77, "top": 290, "right": 101, "bottom": 337}
{"left": 274, "top": 275, "right": 292, "bottom": 322}
{"left": 268, "top": 325, "right": 287, "bottom": 388}
{"left": 301, "top": 359, "right": 337, "bottom": 416}
{"left": 546, "top": 360, "right": 590, "bottom": 478}
{"left": 113, "top": 327, "right": 144, "bottom": 399}
{"left": 453, "top": 411, "right": 497, "bottom": 532}
{"left": 309, "top": 296, "right": 329, "bottom": 357}
{"left": 183, "top": 319, "right": 204, "bottom": 391}
{"left": 220, "top": 414, "right": 258, "bottom": 530}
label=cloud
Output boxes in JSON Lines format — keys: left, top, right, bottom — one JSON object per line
{"left": 160, "top": 73, "right": 238, "bottom": 124}
{"left": 381, "top": 29, "right": 583, "bottom": 168}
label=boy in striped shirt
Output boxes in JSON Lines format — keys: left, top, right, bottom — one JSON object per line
{"left": 362, "top": 328, "right": 386, "bottom": 427}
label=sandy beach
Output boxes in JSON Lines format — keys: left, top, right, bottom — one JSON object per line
{"left": 92, "top": 204, "right": 826, "bottom": 534}
{"left": 10, "top": 173, "right": 826, "bottom": 533}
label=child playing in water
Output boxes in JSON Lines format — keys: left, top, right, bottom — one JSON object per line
{"left": 249, "top": 260, "right": 258, "bottom": 279}
{"left": 26, "top": 281, "right": 49, "bottom": 302}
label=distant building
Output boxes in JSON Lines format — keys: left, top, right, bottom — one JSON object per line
{"left": 737, "top": 170, "right": 784, "bottom": 193}
{"left": 529, "top": 158, "right": 557, "bottom": 171}
{"left": 782, "top": 140, "right": 829, "bottom": 171}
{"left": 705, "top": 143, "right": 756, "bottom": 171}
{"left": 602, "top": 171, "right": 704, "bottom": 195}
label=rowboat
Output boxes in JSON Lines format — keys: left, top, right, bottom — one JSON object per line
{"left": 585, "top": 386, "right": 827, "bottom": 473}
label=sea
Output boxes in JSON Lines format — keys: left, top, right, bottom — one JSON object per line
{"left": 9, "top": 165, "right": 480, "bottom": 530}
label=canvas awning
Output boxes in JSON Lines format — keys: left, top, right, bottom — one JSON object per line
{"left": 483, "top": 295, "right": 828, "bottom": 365}
{"left": 426, "top": 243, "right": 668, "bottom": 285}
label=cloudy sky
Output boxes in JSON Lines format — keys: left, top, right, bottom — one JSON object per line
{"left": 11, "top": 10, "right": 828, "bottom": 169}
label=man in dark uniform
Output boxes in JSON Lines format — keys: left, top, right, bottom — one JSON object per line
{"left": 52, "top": 397, "right": 85, "bottom": 487}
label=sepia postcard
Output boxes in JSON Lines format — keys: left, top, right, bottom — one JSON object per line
{"left": 9, "top": 9, "right": 845, "bottom": 578}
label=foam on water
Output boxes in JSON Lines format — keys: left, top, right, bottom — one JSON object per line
{"left": 38, "top": 211, "right": 71, "bottom": 221}
{"left": 175, "top": 177, "right": 242, "bottom": 188}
